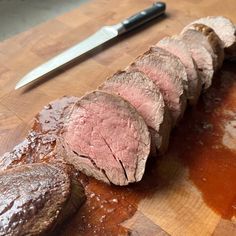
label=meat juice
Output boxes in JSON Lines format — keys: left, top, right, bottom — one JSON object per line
{"left": 176, "top": 61, "right": 236, "bottom": 219}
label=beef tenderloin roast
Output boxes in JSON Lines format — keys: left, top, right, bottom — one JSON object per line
{"left": 1, "top": 15, "right": 235, "bottom": 188}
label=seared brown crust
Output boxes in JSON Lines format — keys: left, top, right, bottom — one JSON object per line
{"left": 0, "top": 163, "right": 85, "bottom": 236}
{"left": 183, "top": 23, "right": 224, "bottom": 69}
{"left": 0, "top": 96, "right": 78, "bottom": 171}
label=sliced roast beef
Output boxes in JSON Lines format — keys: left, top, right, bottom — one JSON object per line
{"left": 127, "top": 47, "right": 187, "bottom": 125}
{"left": 61, "top": 91, "right": 151, "bottom": 186}
{"left": 178, "top": 32, "right": 214, "bottom": 90}
{"left": 0, "top": 163, "right": 85, "bottom": 236}
{"left": 181, "top": 23, "right": 224, "bottom": 69}
{"left": 99, "top": 70, "right": 172, "bottom": 154}
{"left": 180, "top": 27, "right": 218, "bottom": 70}
{"left": 184, "top": 16, "right": 236, "bottom": 57}
{"left": 157, "top": 36, "right": 201, "bottom": 105}
{"left": 0, "top": 96, "right": 78, "bottom": 171}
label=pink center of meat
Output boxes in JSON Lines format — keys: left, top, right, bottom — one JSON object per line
{"left": 64, "top": 101, "right": 144, "bottom": 183}
{"left": 137, "top": 65, "right": 181, "bottom": 111}
{"left": 160, "top": 44, "right": 193, "bottom": 78}
{"left": 104, "top": 83, "right": 159, "bottom": 130}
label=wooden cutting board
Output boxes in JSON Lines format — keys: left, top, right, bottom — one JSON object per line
{"left": 0, "top": 0, "right": 236, "bottom": 235}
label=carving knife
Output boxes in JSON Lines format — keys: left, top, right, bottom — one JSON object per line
{"left": 15, "top": 2, "right": 166, "bottom": 89}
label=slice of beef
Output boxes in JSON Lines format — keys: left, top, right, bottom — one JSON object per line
{"left": 184, "top": 16, "right": 236, "bottom": 57}
{"left": 180, "top": 27, "right": 218, "bottom": 70}
{"left": 0, "top": 162, "right": 85, "bottom": 236}
{"left": 61, "top": 91, "right": 151, "bottom": 186}
{"left": 157, "top": 36, "right": 201, "bottom": 105}
{"left": 127, "top": 47, "right": 187, "bottom": 126}
{"left": 99, "top": 70, "right": 172, "bottom": 154}
{"left": 181, "top": 23, "right": 224, "bottom": 69}
{"left": 177, "top": 32, "right": 214, "bottom": 90}
{"left": 0, "top": 96, "right": 78, "bottom": 171}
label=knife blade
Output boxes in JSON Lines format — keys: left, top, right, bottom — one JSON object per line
{"left": 15, "top": 2, "right": 166, "bottom": 90}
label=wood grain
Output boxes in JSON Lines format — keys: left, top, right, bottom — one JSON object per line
{"left": 0, "top": 0, "right": 236, "bottom": 235}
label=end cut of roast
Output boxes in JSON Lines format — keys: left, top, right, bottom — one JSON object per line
{"left": 62, "top": 90, "right": 151, "bottom": 186}
{"left": 181, "top": 23, "right": 224, "bottom": 69}
{"left": 157, "top": 36, "right": 201, "bottom": 105}
{"left": 183, "top": 16, "right": 236, "bottom": 58}
{"left": 0, "top": 163, "right": 85, "bottom": 236}
{"left": 99, "top": 70, "right": 172, "bottom": 154}
{"left": 127, "top": 46, "right": 188, "bottom": 126}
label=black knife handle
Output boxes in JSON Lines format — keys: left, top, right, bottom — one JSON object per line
{"left": 121, "top": 2, "right": 166, "bottom": 33}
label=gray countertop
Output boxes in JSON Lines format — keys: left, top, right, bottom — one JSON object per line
{"left": 0, "top": 0, "right": 89, "bottom": 41}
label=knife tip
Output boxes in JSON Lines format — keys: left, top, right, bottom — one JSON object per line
{"left": 15, "top": 79, "right": 27, "bottom": 90}
{"left": 15, "top": 81, "right": 26, "bottom": 90}
{"left": 15, "top": 83, "right": 21, "bottom": 90}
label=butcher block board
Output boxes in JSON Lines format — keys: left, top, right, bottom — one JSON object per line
{"left": 0, "top": 0, "right": 236, "bottom": 235}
